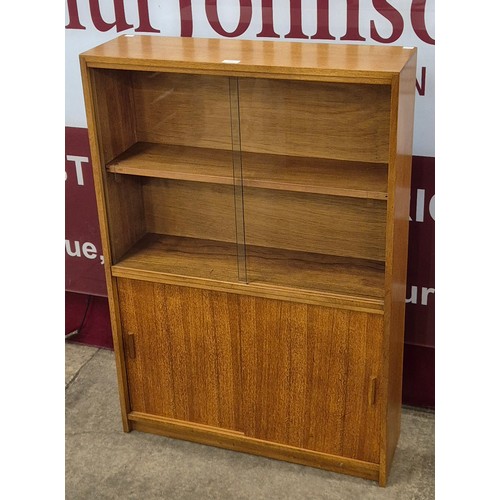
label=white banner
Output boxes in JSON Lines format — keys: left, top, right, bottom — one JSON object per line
{"left": 65, "top": 0, "right": 435, "bottom": 156}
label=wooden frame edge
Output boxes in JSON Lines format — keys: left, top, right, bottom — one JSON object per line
{"left": 79, "top": 57, "right": 133, "bottom": 432}
{"left": 128, "top": 412, "right": 380, "bottom": 482}
{"left": 111, "top": 268, "right": 384, "bottom": 314}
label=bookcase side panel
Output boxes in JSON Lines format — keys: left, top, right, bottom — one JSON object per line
{"left": 105, "top": 173, "right": 147, "bottom": 263}
{"left": 380, "top": 52, "right": 417, "bottom": 486}
{"left": 79, "top": 60, "right": 136, "bottom": 432}
{"left": 90, "top": 69, "right": 137, "bottom": 165}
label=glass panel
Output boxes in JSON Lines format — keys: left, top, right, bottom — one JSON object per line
{"left": 229, "top": 77, "right": 247, "bottom": 283}
{"left": 237, "top": 77, "right": 390, "bottom": 300}
{"left": 92, "top": 68, "right": 240, "bottom": 284}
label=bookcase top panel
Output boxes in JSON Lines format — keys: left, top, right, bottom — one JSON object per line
{"left": 81, "top": 35, "right": 416, "bottom": 82}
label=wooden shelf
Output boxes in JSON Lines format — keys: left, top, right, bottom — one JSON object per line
{"left": 111, "top": 233, "right": 385, "bottom": 306}
{"left": 108, "top": 142, "right": 234, "bottom": 185}
{"left": 246, "top": 245, "right": 385, "bottom": 301}
{"left": 244, "top": 151, "right": 387, "bottom": 200}
{"left": 113, "top": 233, "right": 239, "bottom": 283}
{"left": 107, "top": 142, "right": 388, "bottom": 200}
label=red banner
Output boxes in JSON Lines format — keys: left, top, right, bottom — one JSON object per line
{"left": 406, "top": 156, "right": 435, "bottom": 348}
{"left": 65, "top": 127, "right": 106, "bottom": 297}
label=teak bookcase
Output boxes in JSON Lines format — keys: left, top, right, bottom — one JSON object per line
{"left": 80, "top": 35, "right": 416, "bottom": 486}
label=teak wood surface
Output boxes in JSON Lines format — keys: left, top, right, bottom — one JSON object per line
{"left": 118, "top": 279, "right": 383, "bottom": 468}
{"left": 80, "top": 35, "right": 417, "bottom": 485}
{"left": 81, "top": 35, "right": 415, "bottom": 83}
{"left": 108, "top": 142, "right": 388, "bottom": 200}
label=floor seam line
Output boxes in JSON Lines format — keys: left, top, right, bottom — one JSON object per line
{"left": 65, "top": 347, "right": 102, "bottom": 390}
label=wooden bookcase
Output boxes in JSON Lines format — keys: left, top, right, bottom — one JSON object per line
{"left": 80, "top": 36, "right": 416, "bottom": 486}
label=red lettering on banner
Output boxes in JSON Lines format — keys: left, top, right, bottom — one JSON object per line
{"left": 65, "top": 0, "right": 435, "bottom": 46}
{"left": 416, "top": 66, "right": 427, "bottom": 96}
{"left": 284, "top": 0, "right": 308, "bottom": 39}
{"left": 206, "top": 0, "right": 252, "bottom": 38}
{"left": 340, "top": 0, "right": 366, "bottom": 41}
{"left": 311, "top": 0, "right": 336, "bottom": 40}
{"left": 257, "top": 0, "right": 279, "bottom": 38}
{"left": 179, "top": 0, "right": 193, "bottom": 37}
{"left": 66, "top": 0, "right": 86, "bottom": 29}
{"left": 89, "top": 0, "right": 133, "bottom": 32}
{"left": 135, "top": 0, "right": 160, "bottom": 33}
{"left": 411, "top": 0, "right": 435, "bottom": 45}
{"left": 370, "top": 0, "right": 404, "bottom": 43}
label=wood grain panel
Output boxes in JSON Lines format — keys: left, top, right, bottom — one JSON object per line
{"left": 380, "top": 53, "right": 417, "bottom": 486}
{"left": 341, "top": 313, "right": 383, "bottom": 463}
{"left": 132, "top": 72, "right": 232, "bottom": 150}
{"left": 142, "top": 179, "right": 236, "bottom": 244}
{"left": 244, "top": 187, "right": 387, "bottom": 261}
{"left": 239, "top": 296, "right": 383, "bottom": 463}
{"left": 90, "top": 69, "right": 137, "bottom": 164}
{"left": 118, "top": 279, "right": 242, "bottom": 431}
{"left": 302, "top": 308, "right": 349, "bottom": 454}
{"left": 239, "top": 79, "right": 391, "bottom": 162}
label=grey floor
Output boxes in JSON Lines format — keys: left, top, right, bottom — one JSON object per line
{"left": 66, "top": 343, "right": 435, "bottom": 500}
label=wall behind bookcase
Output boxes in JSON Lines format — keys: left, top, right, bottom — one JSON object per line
{"left": 65, "top": 0, "right": 435, "bottom": 408}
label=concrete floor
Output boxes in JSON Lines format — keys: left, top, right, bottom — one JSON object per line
{"left": 66, "top": 343, "right": 435, "bottom": 499}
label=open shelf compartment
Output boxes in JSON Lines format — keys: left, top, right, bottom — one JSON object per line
{"left": 92, "top": 67, "right": 390, "bottom": 307}
{"left": 111, "top": 233, "right": 385, "bottom": 308}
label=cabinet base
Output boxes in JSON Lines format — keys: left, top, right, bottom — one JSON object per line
{"left": 128, "top": 412, "right": 381, "bottom": 484}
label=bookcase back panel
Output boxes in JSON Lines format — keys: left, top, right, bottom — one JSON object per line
{"left": 238, "top": 79, "right": 391, "bottom": 163}
{"left": 142, "top": 179, "right": 237, "bottom": 244}
{"left": 243, "top": 188, "right": 387, "bottom": 261}
{"left": 133, "top": 73, "right": 233, "bottom": 151}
